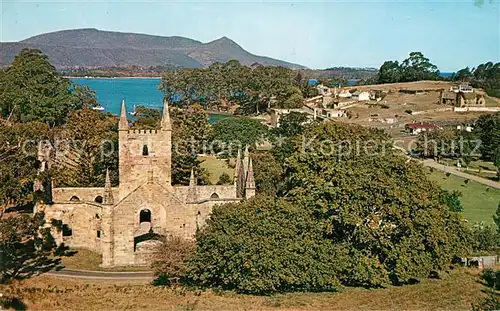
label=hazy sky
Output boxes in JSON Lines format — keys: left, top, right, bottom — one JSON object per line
{"left": 1, "top": 0, "right": 499, "bottom": 71}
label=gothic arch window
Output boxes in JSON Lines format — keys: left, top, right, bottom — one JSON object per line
{"left": 70, "top": 196, "right": 80, "bottom": 202}
{"left": 210, "top": 193, "right": 219, "bottom": 199}
{"left": 94, "top": 196, "right": 103, "bottom": 204}
{"left": 142, "top": 144, "right": 149, "bottom": 156}
{"left": 139, "top": 209, "right": 151, "bottom": 223}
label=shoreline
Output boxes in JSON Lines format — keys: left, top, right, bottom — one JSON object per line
{"left": 64, "top": 76, "right": 162, "bottom": 79}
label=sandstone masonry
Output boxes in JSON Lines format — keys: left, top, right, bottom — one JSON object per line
{"left": 38, "top": 100, "right": 255, "bottom": 267}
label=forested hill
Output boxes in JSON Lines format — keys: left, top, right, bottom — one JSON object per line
{"left": 0, "top": 28, "right": 305, "bottom": 69}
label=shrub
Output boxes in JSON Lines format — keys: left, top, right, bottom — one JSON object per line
{"left": 405, "top": 109, "right": 413, "bottom": 114}
{"left": 216, "top": 172, "right": 231, "bottom": 185}
{"left": 151, "top": 236, "right": 196, "bottom": 285}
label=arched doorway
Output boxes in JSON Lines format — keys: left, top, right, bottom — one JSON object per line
{"left": 94, "top": 196, "right": 103, "bottom": 204}
{"left": 139, "top": 209, "right": 151, "bottom": 223}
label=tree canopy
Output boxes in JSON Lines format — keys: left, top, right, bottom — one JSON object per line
{"left": 454, "top": 62, "right": 499, "bottom": 97}
{"left": 376, "top": 52, "right": 440, "bottom": 84}
{"left": 159, "top": 60, "right": 303, "bottom": 115}
{"left": 184, "top": 122, "right": 471, "bottom": 294}
{"left": 0, "top": 49, "right": 96, "bottom": 127}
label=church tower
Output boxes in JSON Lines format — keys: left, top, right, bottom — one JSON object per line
{"left": 118, "top": 99, "right": 172, "bottom": 196}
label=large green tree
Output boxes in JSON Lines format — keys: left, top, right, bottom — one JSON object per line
{"left": 210, "top": 117, "right": 269, "bottom": 156}
{"left": 186, "top": 196, "right": 346, "bottom": 294}
{"left": 0, "top": 121, "right": 50, "bottom": 216}
{"left": 376, "top": 52, "right": 439, "bottom": 84}
{"left": 0, "top": 212, "right": 66, "bottom": 284}
{"left": 0, "top": 49, "right": 95, "bottom": 127}
{"left": 159, "top": 60, "right": 303, "bottom": 115}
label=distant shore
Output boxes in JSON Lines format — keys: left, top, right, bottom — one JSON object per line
{"left": 64, "top": 76, "right": 162, "bottom": 79}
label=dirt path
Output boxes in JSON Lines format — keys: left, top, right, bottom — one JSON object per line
{"left": 46, "top": 269, "right": 153, "bottom": 281}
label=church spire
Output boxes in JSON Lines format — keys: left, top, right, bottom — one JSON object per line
{"left": 245, "top": 157, "right": 256, "bottom": 198}
{"left": 119, "top": 99, "right": 128, "bottom": 130}
{"left": 103, "top": 169, "right": 114, "bottom": 205}
{"left": 243, "top": 145, "right": 249, "bottom": 176}
{"left": 234, "top": 149, "right": 241, "bottom": 186}
{"left": 189, "top": 168, "right": 196, "bottom": 187}
{"left": 161, "top": 98, "right": 171, "bottom": 131}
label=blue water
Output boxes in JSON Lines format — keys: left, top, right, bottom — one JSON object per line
{"left": 71, "top": 78, "right": 163, "bottom": 115}
{"left": 440, "top": 72, "right": 455, "bottom": 78}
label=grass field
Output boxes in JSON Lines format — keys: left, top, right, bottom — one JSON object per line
{"left": 61, "top": 249, "right": 149, "bottom": 271}
{"left": 199, "top": 155, "right": 234, "bottom": 185}
{"left": 428, "top": 170, "right": 500, "bottom": 224}
{"left": 0, "top": 269, "right": 487, "bottom": 310}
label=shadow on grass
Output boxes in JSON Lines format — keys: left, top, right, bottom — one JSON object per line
{"left": 1, "top": 296, "right": 27, "bottom": 310}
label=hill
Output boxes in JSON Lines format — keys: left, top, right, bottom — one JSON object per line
{"left": 0, "top": 28, "right": 304, "bottom": 69}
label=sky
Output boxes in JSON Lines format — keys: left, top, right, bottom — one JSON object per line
{"left": 1, "top": 0, "right": 499, "bottom": 71}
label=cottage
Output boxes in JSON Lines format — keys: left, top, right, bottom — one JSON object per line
{"left": 405, "top": 122, "right": 441, "bottom": 135}
{"left": 320, "top": 108, "right": 346, "bottom": 118}
{"left": 316, "top": 84, "right": 331, "bottom": 96}
{"left": 451, "top": 83, "right": 473, "bottom": 93}
{"left": 338, "top": 90, "right": 352, "bottom": 98}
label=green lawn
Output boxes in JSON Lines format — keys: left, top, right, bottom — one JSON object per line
{"left": 199, "top": 155, "right": 234, "bottom": 185}
{"left": 428, "top": 170, "right": 500, "bottom": 224}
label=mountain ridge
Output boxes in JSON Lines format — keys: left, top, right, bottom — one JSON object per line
{"left": 1, "top": 28, "right": 305, "bottom": 69}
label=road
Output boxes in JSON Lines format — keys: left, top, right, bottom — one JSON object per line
{"left": 46, "top": 269, "right": 154, "bottom": 281}
{"left": 422, "top": 159, "right": 500, "bottom": 190}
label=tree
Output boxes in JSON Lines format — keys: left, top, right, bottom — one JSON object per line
{"left": 216, "top": 172, "right": 231, "bottom": 185}
{"left": 131, "top": 106, "right": 161, "bottom": 129}
{"left": 455, "top": 67, "right": 472, "bottom": 82}
{"left": 400, "top": 52, "right": 440, "bottom": 82}
{"left": 476, "top": 112, "right": 500, "bottom": 161}
{"left": 283, "top": 122, "right": 470, "bottom": 286}
{"left": 210, "top": 117, "right": 269, "bottom": 156}
{"left": 377, "top": 61, "right": 402, "bottom": 84}
{"left": 440, "top": 190, "right": 463, "bottom": 212}
{"left": 0, "top": 212, "right": 67, "bottom": 284}
{"left": 185, "top": 122, "right": 471, "bottom": 293}
{"left": 251, "top": 152, "right": 284, "bottom": 196}
{"left": 0, "top": 49, "right": 94, "bottom": 127}
{"left": 415, "top": 129, "right": 458, "bottom": 159}
{"left": 186, "top": 196, "right": 346, "bottom": 294}
{"left": 54, "top": 107, "right": 118, "bottom": 187}
{"left": 493, "top": 201, "right": 500, "bottom": 233}
{"left": 0, "top": 121, "right": 50, "bottom": 217}
{"left": 170, "top": 105, "right": 211, "bottom": 185}
{"left": 376, "top": 52, "right": 439, "bottom": 84}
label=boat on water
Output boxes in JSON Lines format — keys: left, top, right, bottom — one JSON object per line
{"left": 129, "top": 105, "right": 138, "bottom": 116}
{"left": 92, "top": 106, "right": 105, "bottom": 111}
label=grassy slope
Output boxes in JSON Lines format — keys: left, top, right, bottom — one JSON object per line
{"left": 0, "top": 269, "right": 485, "bottom": 310}
{"left": 428, "top": 170, "right": 500, "bottom": 224}
{"left": 199, "top": 155, "right": 234, "bottom": 185}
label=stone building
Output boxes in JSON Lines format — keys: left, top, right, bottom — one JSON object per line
{"left": 440, "top": 90, "right": 486, "bottom": 107}
{"left": 38, "top": 100, "right": 255, "bottom": 267}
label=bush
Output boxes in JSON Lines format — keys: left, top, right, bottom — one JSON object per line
{"left": 216, "top": 172, "right": 231, "bottom": 185}
{"left": 405, "top": 109, "right": 413, "bottom": 114}
{"left": 151, "top": 236, "right": 195, "bottom": 285}
{"left": 481, "top": 269, "right": 500, "bottom": 290}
